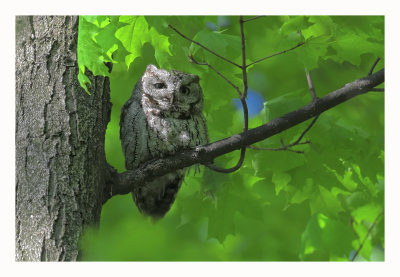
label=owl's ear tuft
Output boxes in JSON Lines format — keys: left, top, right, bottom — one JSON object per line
{"left": 146, "top": 64, "right": 158, "bottom": 72}
{"left": 192, "top": 75, "right": 200, "bottom": 83}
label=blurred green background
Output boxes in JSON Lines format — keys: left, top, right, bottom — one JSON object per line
{"left": 78, "top": 16, "right": 384, "bottom": 261}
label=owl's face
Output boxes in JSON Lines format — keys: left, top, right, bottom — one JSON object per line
{"left": 141, "top": 64, "right": 204, "bottom": 119}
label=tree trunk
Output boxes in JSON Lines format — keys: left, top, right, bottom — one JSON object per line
{"left": 15, "top": 16, "right": 111, "bottom": 261}
{"left": 14, "top": 15, "right": 384, "bottom": 262}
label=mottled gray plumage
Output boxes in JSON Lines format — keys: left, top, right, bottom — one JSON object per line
{"left": 120, "top": 64, "right": 208, "bottom": 218}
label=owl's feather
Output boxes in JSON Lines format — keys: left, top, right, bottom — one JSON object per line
{"left": 120, "top": 64, "right": 208, "bottom": 218}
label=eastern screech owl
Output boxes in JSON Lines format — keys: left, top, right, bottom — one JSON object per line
{"left": 120, "top": 64, "right": 208, "bottom": 218}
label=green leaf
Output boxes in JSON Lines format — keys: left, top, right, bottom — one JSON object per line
{"left": 330, "top": 16, "right": 384, "bottom": 42}
{"left": 324, "top": 164, "right": 358, "bottom": 192}
{"left": 290, "top": 179, "right": 314, "bottom": 204}
{"left": 280, "top": 16, "right": 309, "bottom": 35}
{"left": 206, "top": 179, "right": 265, "bottom": 243}
{"left": 272, "top": 171, "right": 291, "bottom": 195}
{"left": 309, "top": 185, "right": 345, "bottom": 216}
{"left": 190, "top": 30, "right": 241, "bottom": 62}
{"left": 300, "top": 214, "right": 325, "bottom": 260}
{"left": 351, "top": 163, "right": 380, "bottom": 196}
{"left": 296, "top": 35, "right": 330, "bottom": 69}
{"left": 320, "top": 215, "right": 355, "bottom": 258}
{"left": 302, "top": 16, "right": 336, "bottom": 39}
{"left": 207, "top": 191, "right": 236, "bottom": 243}
{"left": 301, "top": 213, "right": 355, "bottom": 260}
{"left": 84, "top": 15, "right": 110, "bottom": 28}
{"left": 252, "top": 148, "right": 306, "bottom": 174}
{"left": 77, "top": 16, "right": 114, "bottom": 93}
{"left": 93, "top": 17, "right": 120, "bottom": 63}
{"left": 115, "top": 16, "right": 172, "bottom": 68}
{"left": 331, "top": 33, "right": 383, "bottom": 66}
{"left": 351, "top": 204, "right": 381, "bottom": 224}
{"left": 77, "top": 66, "right": 91, "bottom": 94}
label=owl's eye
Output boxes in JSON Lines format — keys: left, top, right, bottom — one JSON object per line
{"left": 180, "top": 86, "right": 190, "bottom": 95}
{"left": 154, "top": 82, "right": 166, "bottom": 89}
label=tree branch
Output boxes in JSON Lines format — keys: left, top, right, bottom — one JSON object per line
{"left": 104, "top": 68, "right": 384, "bottom": 200}
{"left": 248, "top": 114, "right": 319, "bottom": 153}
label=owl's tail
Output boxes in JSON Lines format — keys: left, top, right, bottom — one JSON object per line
{"left": 132, "top": 171, "right": 184, "bottom": 218}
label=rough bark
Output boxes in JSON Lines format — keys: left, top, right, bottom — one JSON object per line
{"left": 15, "top": 16, "right": 111, "bottom": 261}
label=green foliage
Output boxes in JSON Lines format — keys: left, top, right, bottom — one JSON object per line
{"left": 77, "top": 16, "right": 384, "bottom": 261}
{"left": 115, "top": 16, "right": 172, "bottom": 69}
{"left": 77, "top": 16, "right": 119, "bottom": 93}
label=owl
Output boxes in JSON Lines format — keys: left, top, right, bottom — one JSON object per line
{"left": 120, "top": 64, "right": 208, "bottom": 218}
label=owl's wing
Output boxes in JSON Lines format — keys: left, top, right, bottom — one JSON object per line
{"left": 120, "top": 98, "right": 149, "bottom": 169}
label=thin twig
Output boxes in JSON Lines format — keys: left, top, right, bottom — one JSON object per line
{"left": 293, "top": 114, "right": 319, "bottom": 143}
{"left": 246, "top": 42, "right": 305, "bottom": 68}
{"left": 201, "top": 16, "right": 249, "bottom": 174}
{"left": 189, "top": 54, "right": 249, "bottom": 130}
{"left": 305, "top": 68, "right": 318, "bottom": 102}
{"left": 367, "top": 58, "right": 383, "bottom": 92}
{"left": 189, "top": 55, "right": 248, "bottom": 173}
{"left": 351, "top": 211, "right": 383, "bottom": 261}
{"left": 203, "top": 147, "right": 246, "bottom": 173}
{"left": 203, "top": 97, "right": 248, "bottom": 173}
{"left": 248, "top": 142, "right": 309, "bottom": 154}
{"left": 368, "top": 57, "right": 381, "bottom": 76}
{"left": 241, "top": 97, "right": 249, "bottom": 131}
{"left": 239, "top": 16, "right": 249, "bottom": 100}
{"left": 168, "top": 24, "right": 242, "bottom": 69}
{"left": 248, "top": 115, "right": 319, "bottom": 153}
{"left": 189, "top": 55, "right": 242, "bottom": 97}
{"left": 242, "top": 16, "right": 266, "bottom": 23}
